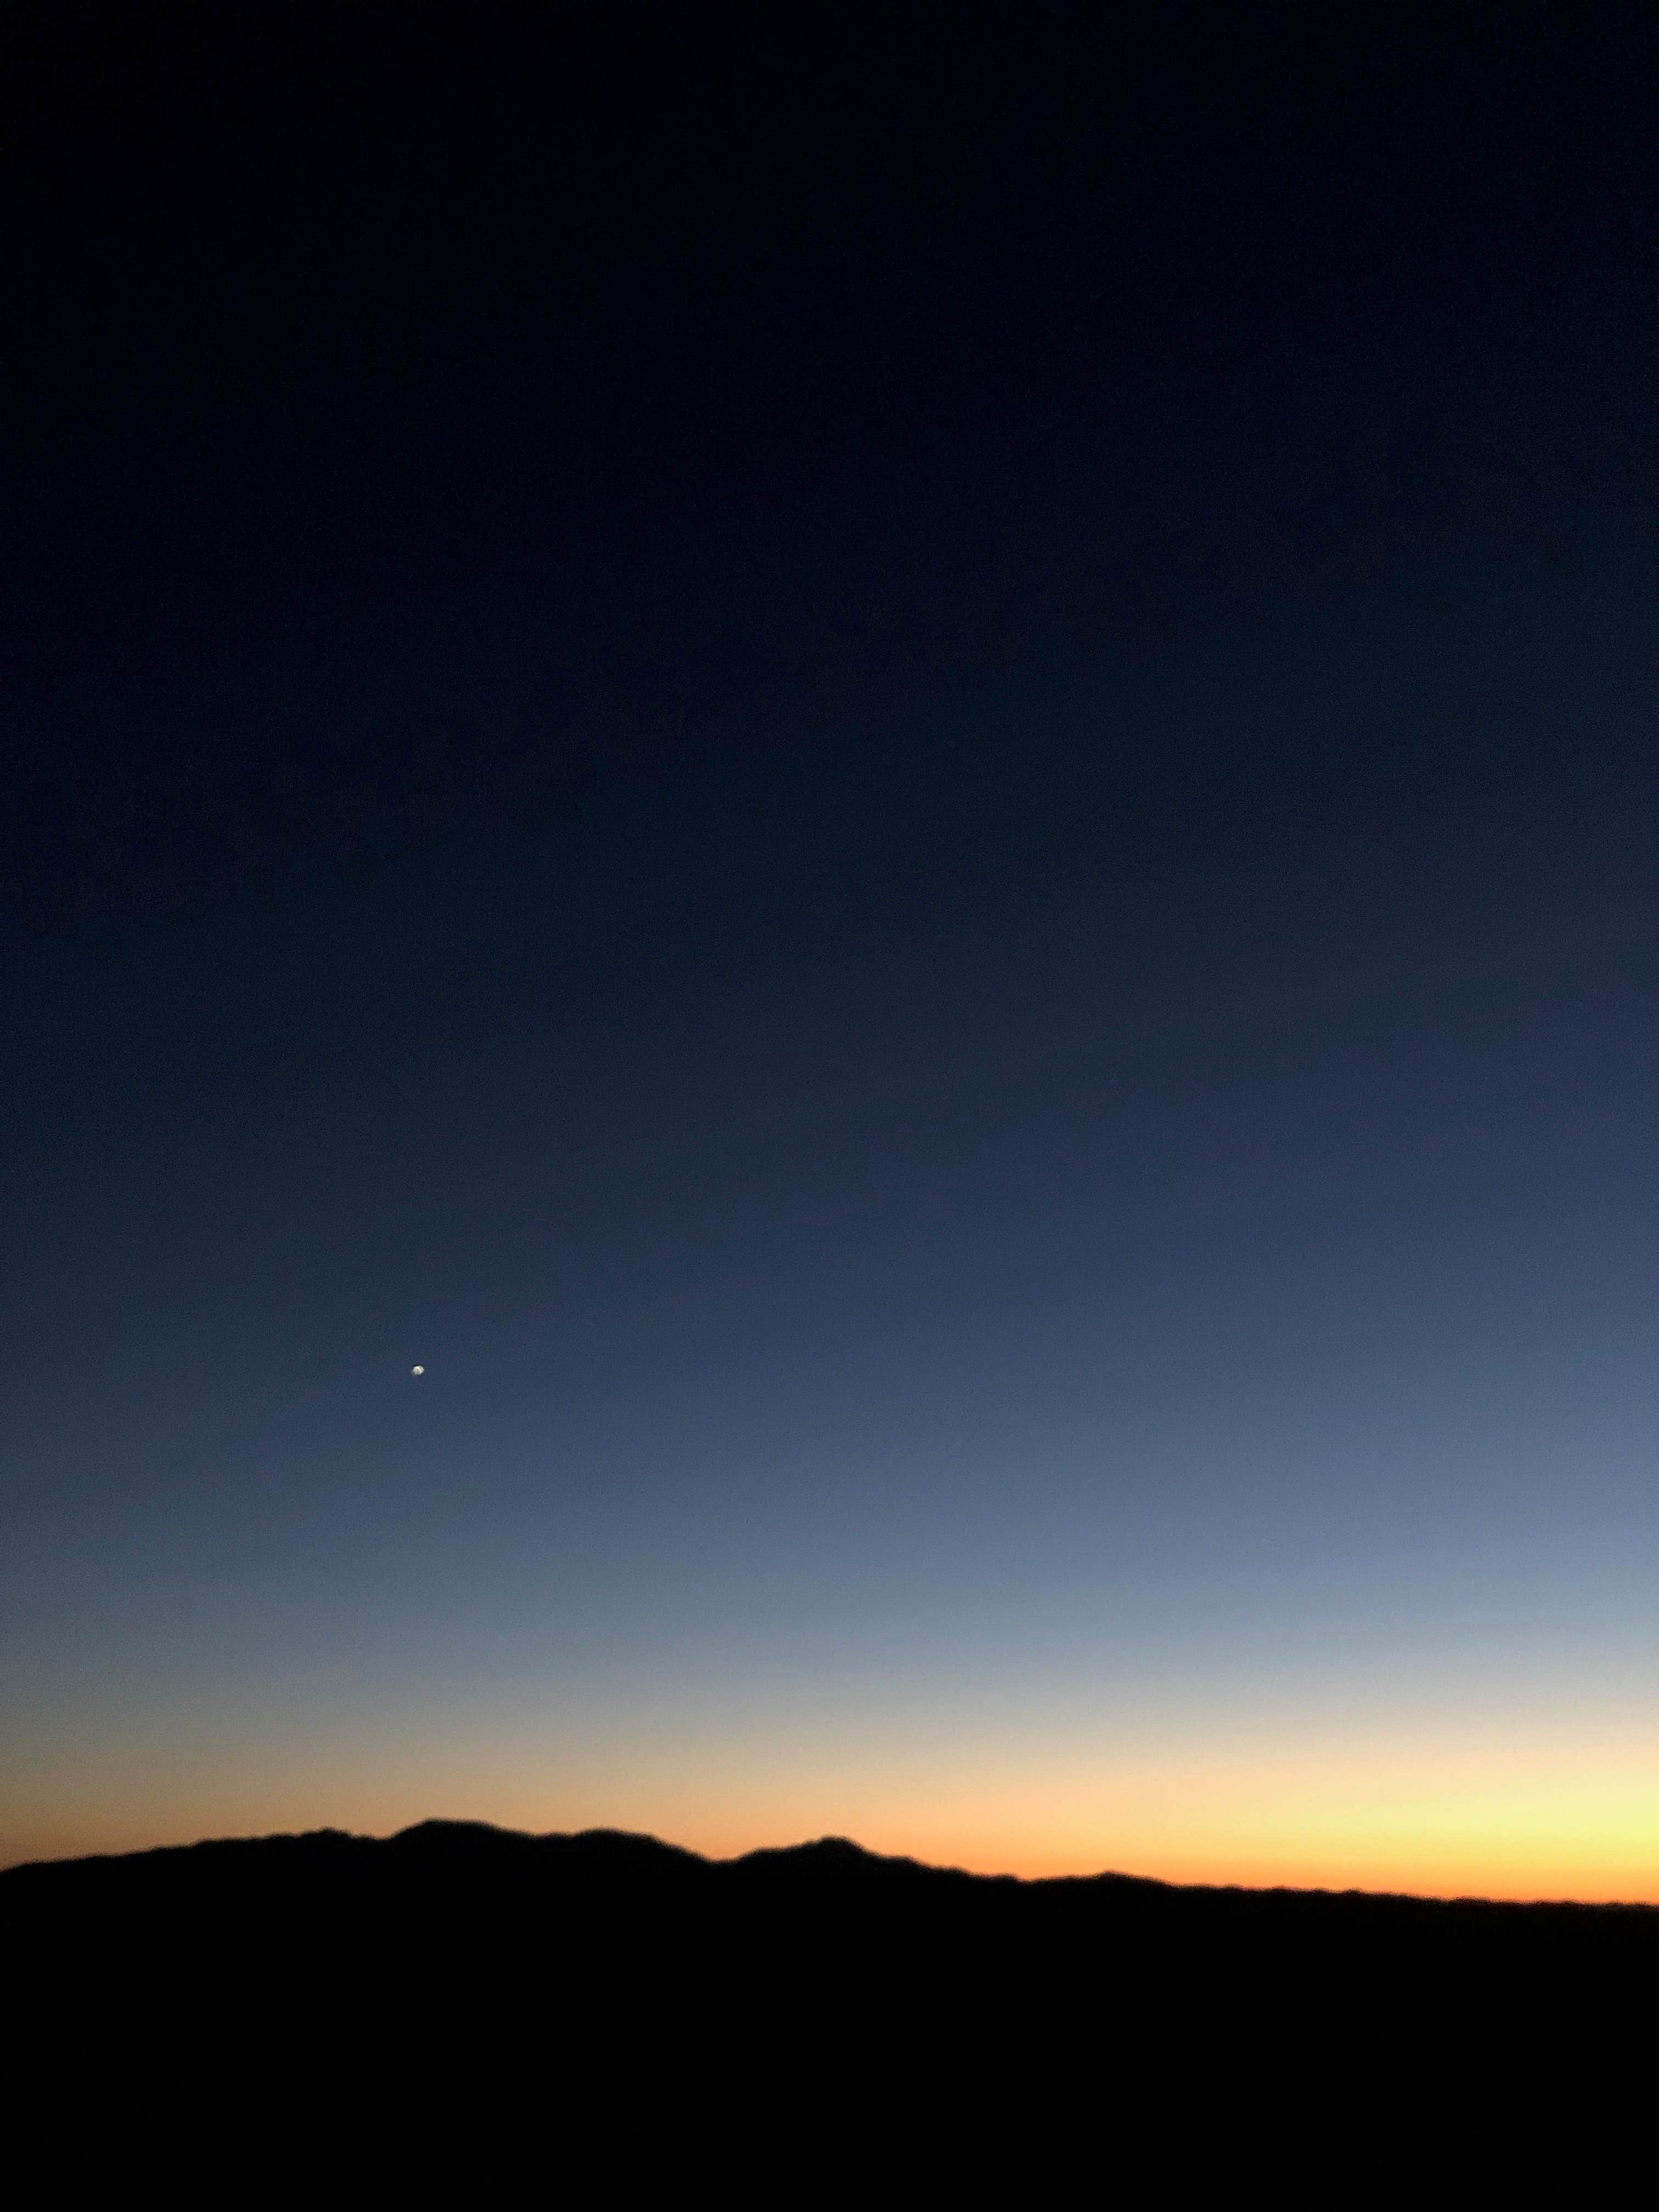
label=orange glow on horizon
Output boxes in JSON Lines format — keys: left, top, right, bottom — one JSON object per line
{"left": 8, "top": 1726, "right": 1655, "bottom": 1904}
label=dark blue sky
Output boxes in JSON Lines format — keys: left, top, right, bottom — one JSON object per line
{"left": 3, "top": 6, "right": 1653, "bottom": 1888}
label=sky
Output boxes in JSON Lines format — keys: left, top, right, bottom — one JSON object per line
{"left": 2, "top": 5, "right": 1654, "bottom": 1897}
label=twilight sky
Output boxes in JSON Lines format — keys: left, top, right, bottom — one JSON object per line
{"left": 3, "top": 7, "right": 1654, "bottom": 1895}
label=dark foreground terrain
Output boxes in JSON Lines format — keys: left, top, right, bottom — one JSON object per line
{"left": 11, "top": 1814, "right": 1652, "bottom": 1925}
{"left": 8, "top": 1818, "right": 1650, "bottom": 2005}
{"left": 10, "top": 1814, "right": 1652, "bottom": 1922}
{"left": 8, "top": 1822, "right": 1650, "bottom": 2175}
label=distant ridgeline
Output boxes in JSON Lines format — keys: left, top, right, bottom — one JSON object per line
{"left": 7, "top": 1820, "right": 1651, "bottom": 1964}
{"left": 8, "top": 1823, "right": 1651, "bottom": 2117}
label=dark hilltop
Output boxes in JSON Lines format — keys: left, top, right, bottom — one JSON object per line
{"left": 9, "top": 1818, "right": 1650, "bottom": 1965}
{"left": 10, "top": 1820, "right": 1650, "bottom": 2144}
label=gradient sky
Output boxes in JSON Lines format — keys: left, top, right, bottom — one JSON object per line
{"left": 3, "top": 7, "right": 1654, "bottom": 1897}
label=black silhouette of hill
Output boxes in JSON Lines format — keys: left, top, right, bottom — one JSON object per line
{"left": 9, "top": 1819, "right": 1651, "bottom": 1983}
{"left": 9, "top": 1821, "right": 1650, "bottom": 2169}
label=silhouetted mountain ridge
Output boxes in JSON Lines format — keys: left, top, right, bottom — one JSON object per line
{"left": 7, "top": 1819, "right": 1652, "bottom": 1919}
{"left": 10, "top": 1814, "right": 1651, "bottom": 2102}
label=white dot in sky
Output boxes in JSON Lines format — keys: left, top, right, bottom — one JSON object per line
{"left": 411, "top": 1364, "right": 425, "bottom": 1376}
